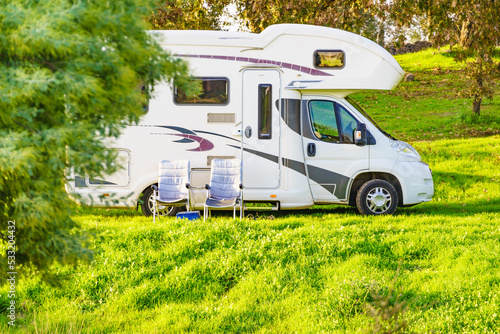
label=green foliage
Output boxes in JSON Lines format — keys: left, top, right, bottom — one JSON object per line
{"left": 234, "top": 0, "right": 383, "bottom": 37}
{"left": 147, "top": 0, "right": 232, "bottom": 30}
{"left": 390, "top": 0, "right": 500, "bottom": 116}
{"left": 0, "top": 0, "right": 194, "bottom": 285}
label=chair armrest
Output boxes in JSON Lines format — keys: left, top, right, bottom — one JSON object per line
{"left": 151, "top": 184, "right": 158, "bottom": 191}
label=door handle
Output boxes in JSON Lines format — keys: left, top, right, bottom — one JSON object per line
{"left": 307, "top": 143, "right": 316, "bottom": 157}
{"left": 245, "top": 126, "right": 252, "bottom": 138}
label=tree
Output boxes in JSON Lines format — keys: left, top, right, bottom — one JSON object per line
{"left": 147, "top": 0, "right": 232, "bottom": 30}
{"left": 390, "top": 0, "right": 500, "bottom": 117}
{"left": 0, "top": 0, "right": 194, "bottom": 285}
{"left": 234, "top": 0, "right": 386, "bottom": 41}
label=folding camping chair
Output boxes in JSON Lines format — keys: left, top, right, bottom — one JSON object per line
{"left": 151, "top": 160, "right": 190, "bottom": 223}
{"left": 203, "top": 159, "right": 243, "bottom": 221}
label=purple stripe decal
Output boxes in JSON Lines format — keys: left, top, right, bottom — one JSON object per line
{"left": 170, "top": 134, "right": 215, "bottom": 152}
{"left": 175, "top": 54, "right": 333, "bottom": 77}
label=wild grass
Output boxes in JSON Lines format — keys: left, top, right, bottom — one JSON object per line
{"left": 351, "top": 46, "right": 500, "bottom": 143}
{"left": 393, "top": 45, "right": 500, "bottom": 73}
{"left": 1, "top": 134, "right": 499, "bottom": 333}
{"left": 0, "top": 48, "right": 499, "bottom": 333}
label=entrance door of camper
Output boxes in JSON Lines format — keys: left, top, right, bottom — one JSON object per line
{"left": 241, "top": 69, "right": 281, "bottom": 189}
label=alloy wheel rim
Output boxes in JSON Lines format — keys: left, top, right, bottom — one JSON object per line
{"left": 366, "top": 187, "right": 392, "bottom": 214}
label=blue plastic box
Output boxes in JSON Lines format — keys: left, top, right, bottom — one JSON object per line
{"left": 176, "top": 211, "right": 201, "bottom": 220}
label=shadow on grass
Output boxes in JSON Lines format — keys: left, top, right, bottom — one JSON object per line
{"left": 400, "top": 198, "right": 500, "bottom": 217}
{"left": 75, "top": 206, "right": 145, "bottom": 218}
{"left": 243, "top": 197, "right": 500, "bottom": 221}
{"left": 77, "top": 198, "right": 500, "bottom": 220}
{"left": 438, "top": 46, "right": 500, "bottom": 60}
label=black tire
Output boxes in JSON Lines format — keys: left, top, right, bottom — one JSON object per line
{"left": 356, "top": 179, "right": 398, "bottom": 215}
{"left": 140, "top": 186, "right": 184, "bottom": 217}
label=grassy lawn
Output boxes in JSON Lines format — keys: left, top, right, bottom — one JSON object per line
{"left": 1, "top": 49, "right": 499, "bottom": 333}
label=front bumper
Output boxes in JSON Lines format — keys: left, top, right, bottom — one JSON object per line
{"left": 392, "top": 161, "right": 434, "bottom": 205}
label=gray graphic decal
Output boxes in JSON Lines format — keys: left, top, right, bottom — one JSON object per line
{"left": 228, "top": 145, "right": 279, "bottom": 164}
{"left": 282, "top": 158, "right": 306, "bottom": 176}
{"left": 235, "top": 144, "right": 350, "bottom": 198}
{"left": 195, "top": 130, "right": 241, "bottom": 143}
{"left": 278, "top": 99, "right": 301, "bottom": 135}
{"left": 306, "top": 164, "right": 350, "bottom": 198}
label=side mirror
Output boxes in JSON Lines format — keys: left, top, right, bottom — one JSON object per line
{"left": 354, "top": 123, "right": 367, "bottom": 146}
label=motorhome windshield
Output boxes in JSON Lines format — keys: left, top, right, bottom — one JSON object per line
{"left": 345, "top": 97, "right": 396, "bottom": 140}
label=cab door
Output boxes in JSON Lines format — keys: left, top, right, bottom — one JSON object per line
{"left": 241, "top": 70, "right": 281, "bottom": 189}
{"left": 302, "top": 97, "right": 369, "bottom": 202}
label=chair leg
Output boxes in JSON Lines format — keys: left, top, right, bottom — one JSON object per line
{"left": 153, "top": 200, "right": 156, "bottom": 223}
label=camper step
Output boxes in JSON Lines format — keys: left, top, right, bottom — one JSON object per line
{"left": 243, "top": 202, "right": 279, "bottom": 211}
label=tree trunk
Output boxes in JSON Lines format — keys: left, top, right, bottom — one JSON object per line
{"left": 376, "top": 22, "right": 385, "bottom": 46}
{"left": 473, "top": 95, "right": 482, "bottom": 116}
{"left": 459, "top": 19, "right": 473, "bottom": 48}
{"left": 473, "top": 75, "right": 483, "bottom": 116}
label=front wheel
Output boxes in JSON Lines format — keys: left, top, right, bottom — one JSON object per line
{"left": 140, "top": 186, "right": 184, "bottom": 217}
{"left": 356, "top": 179, "right": 398, "bottom": 215}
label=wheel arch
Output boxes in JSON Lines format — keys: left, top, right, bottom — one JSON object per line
{"left": 138, "top": 182, "right": 158, "bottom": 209}
{"left": 132, "top": 173, "right": 159, "bottom": 207}
{"left": 348, "top": 172, "right": 403, "bottom": 207}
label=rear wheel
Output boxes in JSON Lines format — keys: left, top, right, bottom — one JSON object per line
{"left": 356, "top": 179, "right": 398, "bottom": 215}
{"left": 140, "top": 186, "right": 184, "bottom": 217}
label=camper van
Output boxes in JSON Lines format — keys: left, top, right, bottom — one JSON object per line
{"left": 66, "top": 24, "right": 434, "bottom": 216}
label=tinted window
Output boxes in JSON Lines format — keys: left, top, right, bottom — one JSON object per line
{"left": 314, "top": 50, "right": 345, "bottom": 68}
{"left": 338, "top": 104, "right": 358, "bottom": 143}
{"left": 309, "top": 100, "right": 358, "bottom": 144}
{"left": 258, "top": 84, "right": 272, "bottom": 139}
{"left": 309, "top": 101, "right": 340, "bottom": 143}
{"left": 175, "top": 77, "right": 228, "bottom": 104}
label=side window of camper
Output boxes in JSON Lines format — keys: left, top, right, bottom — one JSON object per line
{"left": 309, "top": 101, "right": 340, "bottom": 143}
{"left": 337, "top": 105, "right": 359, "bottom": 144}
{"left": 309, "top": 101, "right": 359, "bottom": 144}
{"left": 314, "top": 50, "right": 345, "bottom": 68}
{"left": 174, "top": 77, "right": 229, "bottom": 104}
{"left": 258, "top": 84, "right": 272, "bottom": 139}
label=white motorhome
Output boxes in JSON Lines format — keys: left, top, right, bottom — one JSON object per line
{"left": 67, "top": 24, "right": 434, "bottom": 216}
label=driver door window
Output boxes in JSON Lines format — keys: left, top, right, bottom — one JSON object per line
{"left": 309, "top": 101, "right": 340, "bottom": 143}
{"left": 309, "top": 100, "right": 358, "bottom": 144}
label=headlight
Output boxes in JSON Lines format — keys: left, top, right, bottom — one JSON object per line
{"left": 391, "top": 142, "right": 421, "bottom": 160}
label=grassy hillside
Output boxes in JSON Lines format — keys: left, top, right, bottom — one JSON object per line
{"left": 1, "top": 48, "right": 499, "bottom": 333}
{"left": 351, "top": 46, "right": 500, "bottom": 143}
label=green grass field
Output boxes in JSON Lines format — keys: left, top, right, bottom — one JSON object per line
{"left": 1, "top": 49, "right": 499, "bottom": 333}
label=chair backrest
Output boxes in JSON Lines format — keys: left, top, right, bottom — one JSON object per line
{"left": 209, "top": 159, "right": 241, "bottom": 200}
{"left": 158, "top": 160, "right": 190, "bottom": 201}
